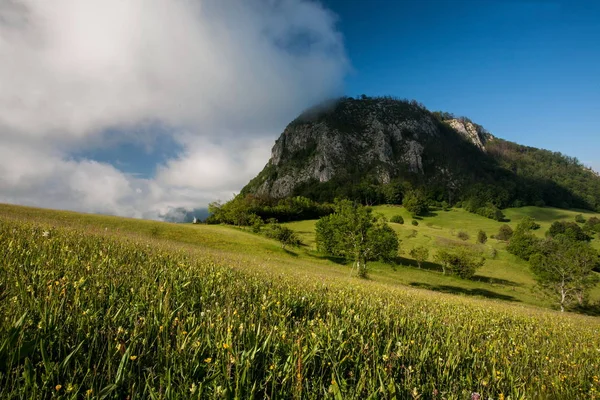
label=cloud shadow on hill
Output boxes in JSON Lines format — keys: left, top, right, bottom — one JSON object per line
{"left": 409, "top": 282, "right": 520, "bottom": 302}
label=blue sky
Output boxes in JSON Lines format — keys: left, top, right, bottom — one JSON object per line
{"left": 1, "top": 0, "right": 598, "bottom": 219}
{"left": 324, "top": 0, "right": 600, "bottom": 169}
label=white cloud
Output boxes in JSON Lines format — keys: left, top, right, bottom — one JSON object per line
{"left": 0, "top": 0, "right": 347, "bottom": 219}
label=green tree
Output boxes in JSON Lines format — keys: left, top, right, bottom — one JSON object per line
{"left": 517, "top": 216, "right": 540, "bottom": 231}
{"left": 547, "top": 221, "right": 590, "bottom": 242}
{"left": 265, "top": 224, "right": 301, "bottom": 250}
{"left": 529, "top": 237, "right": 599, "bottom": 311}
{"left": 315, "top": 200, "right": 399, "bottom": 278}
{"left": 402, "top": 190, "right": 428, "bottom": 216}
{"left": 507, "top": 217, "right": 541, "bottom": 260}
{"left": 409, "top": 246, "right": 429, "bottom": 269}
{"left": 434, "top": 246, "right": 485, "bottom": 279}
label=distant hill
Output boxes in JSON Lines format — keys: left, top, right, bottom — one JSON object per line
{"left": 242, "top": 96, "right": 600, "bottom": 211}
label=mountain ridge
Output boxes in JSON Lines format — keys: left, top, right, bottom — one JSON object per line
{"left": 242, "top": 96, "right": 600, "bottom": 212}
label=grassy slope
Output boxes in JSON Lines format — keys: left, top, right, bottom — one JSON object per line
{"left": 2, "top": 203, "right": 600, "bottom": 398}
{"left": 286, "top": 205, "right": 600, "bottom": 308}
{"left": 2, "top": 202, "right": 599, "bottom": 311}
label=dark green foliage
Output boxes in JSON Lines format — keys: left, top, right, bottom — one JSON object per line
{"left": 434, "top": 246, "right": 485, "bottom": 279}
{"left": 547, "top": 221, "right": 590, "bottom": 242}
{"left": 411, "top": 220, "right": 419, "bottom": 226}
{"left": 390, "top": 215, "right": 404, "bottom": 224}
{"left": 529, "top": 237, "right": 600, "bottom": 311}
{"left": 487, "top": 139, "right": 600, "bottom": 211}
{"left": 402, "top": 190, "right": 429, "bottom": 216}
{"left": 457, "top": 231, "right": 469, "bottom": 241}
{"left": 585, "top": 217, "right": 600, "bottom": 233}
{"left": 507, "top": 232, "right": 540, "bottom": 261}
{"left": 507, "top": 217, "right": 542, "bottom": 260}
{"left": 496, "top": 225, "right": 514, "bottom": 241}
{"left": 575, "top": 214, "right": 586, "bottom": 224}
{"left": 477, "top": 230, "right": 488, "bottom": 244}
{"left": 249, "top": 214, "right": 264, "bottom": 233}
{"left": 516, "top": 216, "right": 540, "bottom": 231}
{"left": 462, "top": 188, "right": 507, "bottom": 221}
{"left": 206, "top": 195, "right": 334, "bottom": 225}
{"left": 409, "top": 246, "right": 429, "bottom": 268}
{"left": 264, "top": 223, "right": 301, "bottom": 249}
{"left": 315, "top": 200, "right": 399, "bottom": 277}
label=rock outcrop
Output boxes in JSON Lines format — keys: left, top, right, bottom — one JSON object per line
{"left": 243, "top": 97, "right": 492, "bottom": 199}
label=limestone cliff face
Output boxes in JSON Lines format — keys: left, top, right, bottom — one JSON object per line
{"left": 445, "top": 119, "right": 489, "bottom": 150}
{"left": 243, "top": 97, "right": 491, "bottom": 199}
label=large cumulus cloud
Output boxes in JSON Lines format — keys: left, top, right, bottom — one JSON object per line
{"left": 0, "top": 0, "right": 347, "bottom": 219}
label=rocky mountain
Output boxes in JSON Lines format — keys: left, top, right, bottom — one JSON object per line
{"left": 242, "top": 96, "right": 600, "bottom": 211}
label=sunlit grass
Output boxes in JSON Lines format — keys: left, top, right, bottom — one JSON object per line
{"left": 1, "top": 203, "right": 600, "bottom": 398}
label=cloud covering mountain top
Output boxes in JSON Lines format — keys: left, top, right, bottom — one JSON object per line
{"left": 0, "top": 0, "right": 347, "bottom": 219}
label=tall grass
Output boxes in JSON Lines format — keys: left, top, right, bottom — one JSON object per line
{"left": 1, "top": 218, "right": 599, "bottom": 399}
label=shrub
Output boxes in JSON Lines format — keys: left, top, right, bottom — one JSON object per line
{"left": 457, "top": 231, "right": 470, "bottom": 241}
{"left": 390, "top": 215, "right": 404, "bottom": 224}
{"left": 434, "top": 246, "right": 485, "bottom": 279}
{"left": 547, "top": 221, "right": 590, "bottom": 242}
{"left": 575, "top": 214, "right": 586, "bottom": 224}
{"left": 249, "top": 214, "right": 264, "bottom": 233}
{"left": 403, "top": 190, "right": 428, "bottom": 216}
{"left": 496, "top": 224, "right": 514, "bottom": 241}
{"left": 411, "top": 220, "right": 419, "bottom": 226}
{"left": 516, "top": 216, "right": 540, "bottom": 231}
{"left": 507, "top": 231, "right": 540, "bottom": 260}
{"left": 265, "top": 224, "right": 301, "bottom": 249}
{"left": 477, "top": 230, "right": 488, "bottom": 244}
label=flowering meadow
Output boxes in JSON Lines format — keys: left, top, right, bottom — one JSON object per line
{"left": 1, "top": 210, "right": 600, "bottom": 399}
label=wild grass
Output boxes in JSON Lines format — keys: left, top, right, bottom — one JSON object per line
{"left": 286, "top": 205, "right": 600, "bottom": 306}
{"left": 1, "top": 204, "right": 600, "bottom": 398}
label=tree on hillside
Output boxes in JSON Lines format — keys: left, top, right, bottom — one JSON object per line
{"left": 409, "top": 246, "right": 429, "bottom": 269}
{"left": 547, "top": 221, "right": 590, "bottom": 242}
{"left": 402, "top": 190, "right": 428, "bottom": 216}
{"left": 434, "top": 246, "right": 485, "bottom": 279}
{"left": 315, "top": 200, "right": 399, "bottom": 278}
{"left": 529, "top": 236, "right": 599, "bottom": 311}
{"left": 517, "top": 216, "right": 540, "bottom": 231}
{"left": 507, "top": 217, "right": 541, "bottom": 260}
{"left": 265, "top": 223, "right": 301, "bottom": 250}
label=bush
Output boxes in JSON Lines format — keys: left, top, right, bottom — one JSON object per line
{"left": 249, "top": 214, "right": 264, "bottom": 233}
{"left": 435, "top": 246, "right": 485, "bottom": 279}
{"left": 575, "top": 214, "right": 586, "bottom": 224}
{"left": 390, "top": 215, "right": 404, "bottom": 224}
{"left": 516, "top": 216, "right": 540, "bottom": 231}
{"left": 507, "top": 231, "right": 540, "bottom": 260}
{"left": 411, "top": 220, "right": 419, "bottom": 226}
{"left": 547, "top": 221, "right": 590, "bottom": 242}
{"left": 477, "top": 230, "right": 488, "bottom": 244}
{"left": 457, "top": 231, "right": 470, "bottom": 241}
{"left": 496, "top": 224, "right": 514, "bottom": 241}
{"left": 586, "top": 217, "right": 600, "bottom": 232}
{"left": 265, "top": 224, "right": 301, "bottom": 249}
{"left": 403, "top": 190, "right": 428, "bottom": 216}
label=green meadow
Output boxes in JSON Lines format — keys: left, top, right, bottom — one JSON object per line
{"left": 1, "top": 203, "right": 600, "bottom": 399}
